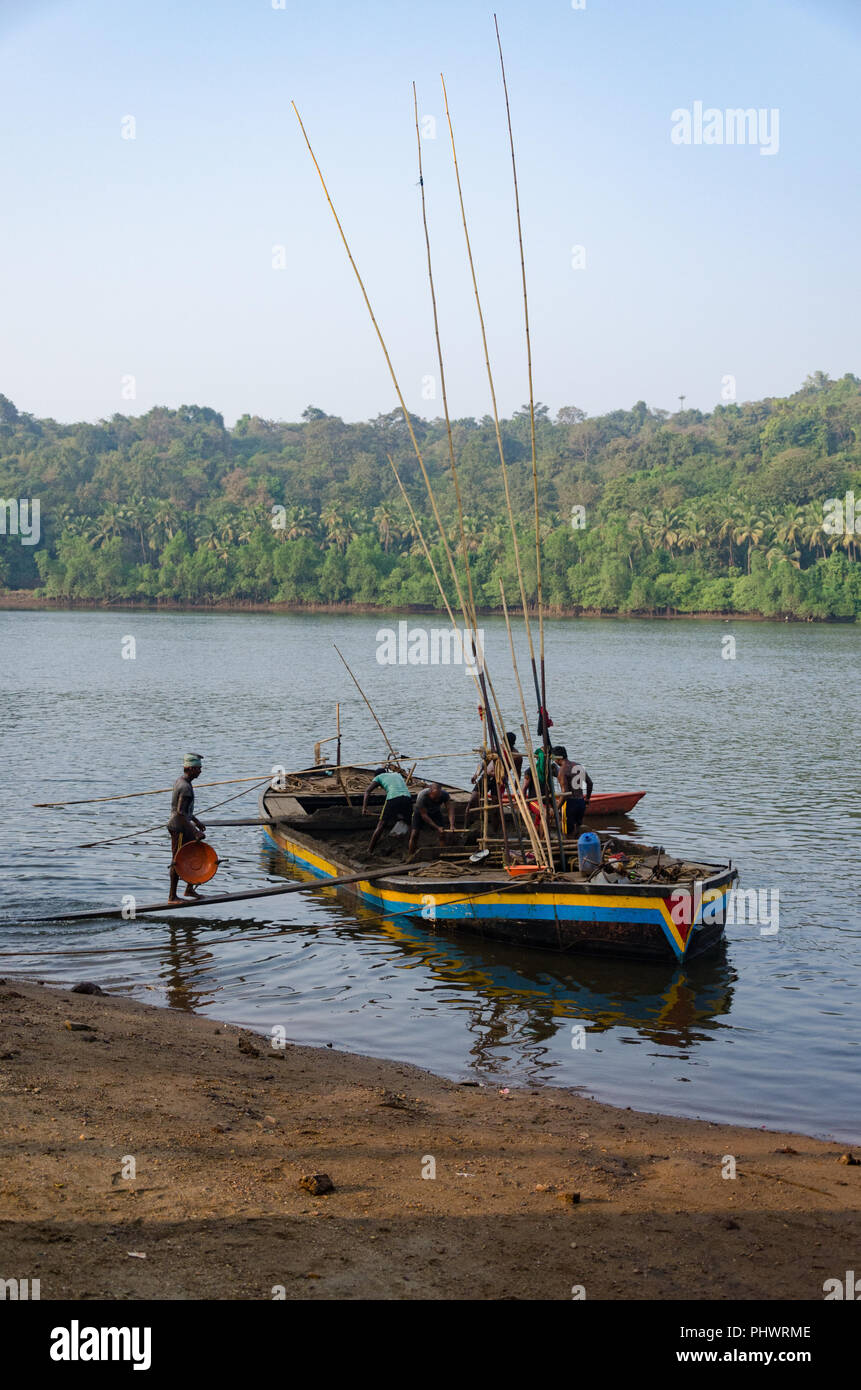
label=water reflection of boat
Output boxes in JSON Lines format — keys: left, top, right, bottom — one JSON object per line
{"left": 261, "top": 845, "right": 735, "bottom": 1049}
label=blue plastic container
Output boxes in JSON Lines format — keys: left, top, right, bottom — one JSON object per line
{"left": 578, "top": 831, "right": 602, "bottom": 874}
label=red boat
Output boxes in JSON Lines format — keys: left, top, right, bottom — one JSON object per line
{"left": 585, "top": 791, "right": 646, "bottom": 816}
{"left": 516, "top": 790, "right": 647, "bottom": 827}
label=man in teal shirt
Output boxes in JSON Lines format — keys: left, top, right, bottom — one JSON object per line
{"left": 362, "top": 767, "right": 412, "bottom": 854}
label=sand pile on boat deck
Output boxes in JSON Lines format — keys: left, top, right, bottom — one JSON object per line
{"left": 0, "top": 981, "right": 858, "bottom": 1301}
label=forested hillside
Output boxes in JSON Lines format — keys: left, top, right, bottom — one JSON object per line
{"left": 1, "top": 371, "right": 860, "bottom": 618}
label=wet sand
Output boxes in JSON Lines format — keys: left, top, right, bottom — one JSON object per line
{"left": 1, "top": 980, "right": 858, "bottom": 1300}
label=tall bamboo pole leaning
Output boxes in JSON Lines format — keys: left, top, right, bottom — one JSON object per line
{"left": 292, "top": 99, "right": 543, "bottom": 865}
{"left": 291, "top": 104, "right": 475, "bottom": 671}
{"left": 440, "top": 71, "right": 567, "bottom": 869}
{"left": 492, "top": 18, "right": 568, "bottom": 871}
{"left": 333, "top": 645, "right": 400, "bottom": 765}
{"left": 413, "top": 83, "right": 521, "bottom": 860}
{"left": 413, "top": 82, "right": 480, "bottom": 637}
{"left": 499, "top": 579, "right": 555, "bottom": 868}
{"left": 440, "top": 74, "right": 533, "bottom": 646}
{"left": 494, "top": 14, "right": 545, "bottom": 688}
{"left": 389, "top": 456, "right": 543, "bottom": 865}
{"left": 292, "top": 99, "right": 540, "bottom": 863}
{"left": 387, "top": 455, "right": 520, "bottom": 865}
{"left": 334, "top": 702, "right": 352, "bottom": 805}
{"left": 412, "top": 84, "right": 549, "bottom": 868}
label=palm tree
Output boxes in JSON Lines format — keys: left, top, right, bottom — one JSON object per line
{"left": 718, "top": 510, "right": 738, "bottom": 568}
{"left": 759, "top": 507, "right": 781, "bottom": 550}
{"left": 91, "top": 503, "right": 128, "bottom": 548}
{"left": 656, "top": 507, "right": 681, "bottom": 557}
{"left": 58, "top": 507, "right": 87, "bottom": 538}
{"left": 123, "top": 496, "right": 153, "bottom": 563}
{"left": 388, "top": 506, "right": 416, "bottom": 552}
{"left": 281, "top": 506, "right": 313, "bottom": 541}
{"left": 625, "top": 513, "right": 649, "bottom": 570}
{"left": 373, "top": 505, "right": 398, "bottom": 553}
{"left": 775, "top": 504, "right": 806, "bottom": 549}
{"left": 320, "top": 505, "right": 343, "bottom": 549}
{"left": 236, "top": 508, "right": 260, "bottom": 544}
{"left": 458, "top": 517, "right": 485, "bottom": 554}
{"left": 803, "top": 501, "right": 828, "bottom": 560}
{"left": 678, "top": 506, "right": 707, "bottom": 553}
{"left": 766, "top": 541, "right": 801, "bottom": 570}
{"left": 628, "top": 511, "right": 652, "bottom": 551}
{"left": 329, "top": 517, "right": 357, "bottom": 554}
{"left": 733, "top": 506, "right": 765, "bottom": 574}
{"left": 200, "top": 526, "right": 229, "bottom": 561}
{"left": 480, "top": 519, "right": 508, "bottom": 563}
{"left": 151, "top": 501, "right": 177, "bottom": 547}
{"left": 836, "top": 527, "right": 858, "bottom": 563}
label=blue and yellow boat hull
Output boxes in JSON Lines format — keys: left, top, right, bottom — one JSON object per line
{"left": 260, "top": 810, "right": 736, "bottom": 964}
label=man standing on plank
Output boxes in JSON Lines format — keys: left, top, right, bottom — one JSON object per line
{"left": 362, "top": 767, "right": 412, "bottom": 855}
{"left": 167, "top": 753, "right": 207, "bottom": 903}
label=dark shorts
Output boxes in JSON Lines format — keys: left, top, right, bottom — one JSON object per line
{"left": 411, "top": 803, "right": 445, "bottom": 832}
{"left": 565, "top": 795, "right": 586, "bottom": 831}
{"left": 380, "top": 795, "right": 412, "bottom": 826}
{"left": 170, "top": 829, "right": 185, "bottom": 862}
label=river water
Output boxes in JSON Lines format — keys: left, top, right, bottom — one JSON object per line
{"left": 1, "top": 609, "right": 858, "bottom": 1140}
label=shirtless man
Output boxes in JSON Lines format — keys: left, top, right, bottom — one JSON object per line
{"left": 466, "top": 732, "right": 522, "bottom": 823}
{"left": 409, "top": 782, "right": 456, "bottom": 856}
{"left": 553, "top": 745, "right": 593, "bottom": 836}
{"left": 167, "top": 753, "right": 207, "bottom": 903}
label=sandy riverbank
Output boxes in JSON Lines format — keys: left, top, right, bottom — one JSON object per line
{"left": 1, "top": 980, "right": 858, "bottom": 1301}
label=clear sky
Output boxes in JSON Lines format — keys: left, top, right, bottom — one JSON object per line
{"left": 0, "top": 0, "right": 858, "bottom": 425}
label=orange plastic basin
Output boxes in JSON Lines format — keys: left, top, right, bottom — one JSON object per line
{"left": 174, "top": 840, "right": 219, "bottom": 885}
{"left": 505, "top": 863, "right": 545, "bottom": 878}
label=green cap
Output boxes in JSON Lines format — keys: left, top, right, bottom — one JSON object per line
{"left": 183, "top": 753, "right": 203, "bottom": 768}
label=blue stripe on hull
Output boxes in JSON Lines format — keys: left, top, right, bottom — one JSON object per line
{"left": 263, "top": 827, "right": 728, "bottom": 960}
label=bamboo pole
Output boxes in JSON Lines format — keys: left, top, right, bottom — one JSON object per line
{"left": 440, "top": 73, "right": 535, "bottom": 658}
{"left": 389, "top": 457, "right": 543, "bottom": 866}
{"left": 293, "top": 101, "right": 476, "bottom": 665}
{"left": 23, "top": 863, "right": 414, "bottom": 925}
{"left": 333, "top": 644, "right": 399, "bottom": 763}
{"left": 413, "top": 82, "right": 479, "bottom": 637}
{"left": 499, "top": 579, "right": 554, "bottom": 867}
{"left": 441, "top": 67, "right": 568, "bottom": 873}
{"left": 30, "top": 754, "right": 483, "bottom": 817}
{"left": 389, "top": 456, "right": 541, "bottom": 864}
{"left": 480, "top": 727, "right": 489, "bottom": 852}
{"left": 493, "top": 16, "right": 567, "bottom": 872}
{"left": 494, "top": 14, "right": 545, "bottom": 673}
{"left": 335, "top": 702, "right": 352, "bottom": 805}
{"left": 292, "top": 99, "right": 540, "bottom": 866}
{"left": 413, "top": 83, "right": 526, "bottom": 863}
{"left": 34, "top": 775, "right": 277, "bottom": 808}
{"left": 294, "top": 99, "right": 517, "bottom": 883}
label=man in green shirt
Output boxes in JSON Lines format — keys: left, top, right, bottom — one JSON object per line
{"left": 362, "top": 767, "right": 412, "bottom": 854}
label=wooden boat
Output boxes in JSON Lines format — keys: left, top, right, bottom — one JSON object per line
{"left": 511, "top": 789, "right": 645, "bottom": 824}
{"left": 259, "top": 767, "right": 737, "bottom": 964}
{"left": 585, "top": 791, "right": 645, "bottom": 816}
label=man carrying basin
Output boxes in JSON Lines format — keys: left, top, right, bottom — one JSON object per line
{"left": 167, "top": 753, "right": 207, "bottom": 903}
